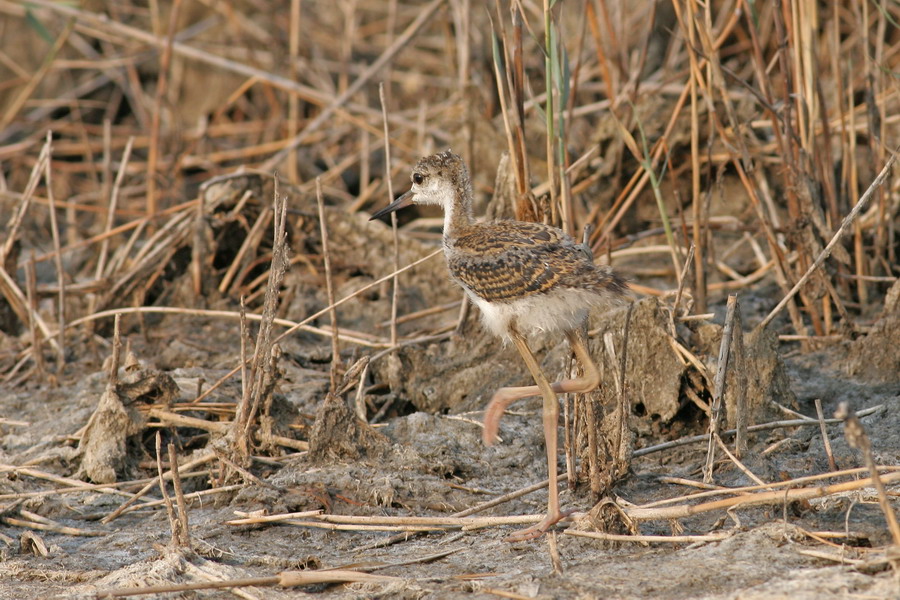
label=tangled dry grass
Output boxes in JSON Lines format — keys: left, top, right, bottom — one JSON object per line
{"left": 0, "top": 1, "right": 898, "bottom": 598}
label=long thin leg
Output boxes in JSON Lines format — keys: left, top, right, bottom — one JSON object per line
{"left": 491, "top": 326, "right": 570, "bottom": 542}
{"left": 483, "top": 330, "right": 600, "bottom": 446}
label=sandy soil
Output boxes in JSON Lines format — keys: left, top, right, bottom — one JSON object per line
{"left": 0, "top": 212, "right": 897, "bottom": 599}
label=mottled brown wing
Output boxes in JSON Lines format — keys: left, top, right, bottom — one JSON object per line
{"left": 453, "top": 221, "right": 569, "bottom": 255}
{"left": 447, "top": 222, "right": 584, "bottom": 302}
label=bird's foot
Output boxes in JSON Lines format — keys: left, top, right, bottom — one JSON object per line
{"left": 502, "top": 508, "right": 574, "bottom": 542}
{"left": 482, "top": 389, "right": 518, "bottom": 446}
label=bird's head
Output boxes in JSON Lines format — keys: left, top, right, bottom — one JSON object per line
{"left": 369, "top": 150, "right": 469, "bottom": 220}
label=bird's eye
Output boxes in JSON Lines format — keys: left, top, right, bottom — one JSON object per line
{"left": 413, "top": 173, "right": 424, "bottom": 185}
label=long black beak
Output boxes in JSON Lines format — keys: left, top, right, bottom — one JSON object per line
{"left": 369, "top": 190, "right": 414, "bottom": 221}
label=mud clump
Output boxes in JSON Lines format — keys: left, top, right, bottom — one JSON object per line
{"left": 846, "top": 282, "right": 900, "bottom": 383}
{"left": 846, "top": 316, "right": 900, "bottom": 383}
{"left": 307, "top": 392, "right": 390, "bottom": 463}
{"left": 78, "top": 356, "right": 179, "bottom": 483}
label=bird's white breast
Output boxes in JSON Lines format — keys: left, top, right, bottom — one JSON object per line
{"left": 465, "top": 287, "right": 600, "bottom": 340}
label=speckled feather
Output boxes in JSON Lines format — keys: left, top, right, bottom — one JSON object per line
{"left": 372, "top": 150, "right": 628, "bottom": 337}
{"left": 446, "top": 221, "right": 626, "bottom": 303}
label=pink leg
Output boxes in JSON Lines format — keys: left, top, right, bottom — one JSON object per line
{"left": 483, "top": 330, "right": 600, "bottom": 446}
{"left": 484, "top": 327, "right": 599, "bottom": 542}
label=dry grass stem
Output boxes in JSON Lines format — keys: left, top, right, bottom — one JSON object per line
{"left": 41, "top": 131, "right": 65, "bottom": 370}
{"left": 118, "top": 484, "right": 246, "bottom": 515}
{"left": 704, "top": 294, "right": 738, "bottom": 482}
{"left": 261, "top": 0, "right": 447, "bottom": 171}
{"left": 166, "top": 442, "right": 191, "bottom": 547}
{"left": 0, "top": 465, "right": 135, "bottom": 501}
{"left": 102, "top": 452, "right": 216, "bottom": 524}
{"left": 634, "top": 404, "right": 885, "bottom": 457}
{"left": 0, "top": 0, "right": 898, "bottom": 594}
{"left": 757, "top": 148, "right": 898, "bottom": 331}
{"left": 835, "top": 402, "right": 900, "bottom": 547}
{"left": 623, "top": 471, "right": 900, "bottom": 522}
{"left": 232, "top": 187, "right": 289, "bottom": 458}
{"left": 155, "top": 433, "right": 184, "bottom": 547}
{"left": 815, "top": 398, "right": 838, "bottom": 472}
{"left": 3, "top": 510, "right": 102, "bottom": 537}
{"left": 564, "top": 529, "right": 730, "bottom": 544}
{"left": 145, "top": 0, "right": 182, "bottom": 218}
{"left": 231, "top": 512, "right": 552, "bottom": 534}
{"left": 23, "top": 258, "right": 44, "bottom": 379}
{"left": 637, "top": 465, "right": 900, "bottom": 510}
{"left": 150, "top": 409, "right": 308, "bottom": 452}
{"left": 316, "top": 178, "right": 341, "bottom": 388}
{"left": 714, "top": 435, "right": 766, "bottom": 487}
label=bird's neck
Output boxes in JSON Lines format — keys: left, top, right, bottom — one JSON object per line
{"left": 442, "top": 193, "right": 474, "bottom": 241}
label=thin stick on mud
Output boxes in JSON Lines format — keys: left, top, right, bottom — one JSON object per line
{"left": 96, "top": 569, "right": 401, "bottom": 598}
{"left": 354, "top": 473, "right": 572, "bottom": 551}
{"left": 123, "top": 484, "right": 246, "bottom": 514}
{"left": 23, "top": 257, "right": 44, "bottom": 378}
{"left": 155, "top": 433, "right": 185, "bottom": 547}
{"left": 150, "top": 409, "right": 308, "bottom": 453}
{"left": 237, "top": 296, "right": 249, "bottom": 431}
{"left": 276, "top": 514, "right": 547, "bottom": 533}
{"left": 814, "top": 398, "right": 837, "bottom": 471}
{"left": 834, "top": 402, "right": 900, "bottom": 546}
{"left": 316, "top": 178, "right": 341, "bottom": 389}
{"left": 4, "top": 510, "right": 101, "bottom": 537}
{"left": 0, "top": 464, "right": 140, "bottom": 502}
{"left": 704, "top": 294, "right": 738, "bottom": 482}
{"left": 634, "top": 404, "right": 884, "bottom": 458}
{"left": 227, "top": 510, "right": 323, "bottom": 525}
{"left": 623, "top": 470, "right": 900, "bottom": 522}
{"left": 729, "top": 299, "right": 747, "bottom": 457}
{"left": 212, "top": 447, "right": 274, "bottom": 489}
{"left": 641, "top": 466, "right": 900, "bottom": 510}
{"left": 166, "top": 443, "right": 191, "bottom": 547}
{"left": 462, "top": 472, "right": 570, "bottom": 518}
{"left": 101, "top": 452, "right": 216, "bottom": 524}
{"left": 564, "top": 529, "right": 730, "bottom": 544}
{"left": 714, "top": 436, "right": 766, "bottom": 487}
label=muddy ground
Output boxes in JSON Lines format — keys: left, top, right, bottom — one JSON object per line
{"left": 0, "top": 208, "right": 898, "bottom": 600}
{"left": 0, "top": 2, "right": 899, "bottom": 598}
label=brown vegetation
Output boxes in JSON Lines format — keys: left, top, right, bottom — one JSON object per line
{"left": 0, "top": 1, "right": 898, "bottom": 598}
